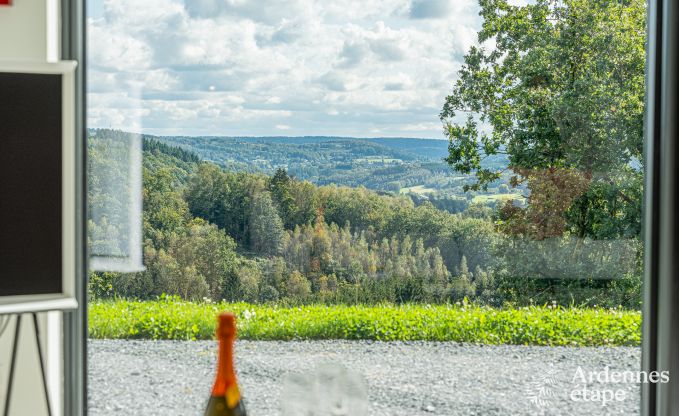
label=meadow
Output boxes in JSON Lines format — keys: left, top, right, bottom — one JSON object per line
{"left": 89, "top": 298, "right": 641, "bottom": 347}
{"left": 471, "top": 193, "right": 525, "bottom": 205}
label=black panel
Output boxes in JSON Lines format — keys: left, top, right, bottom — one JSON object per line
{"left": 0, "top": 73, "right": 62, "bottom": 296}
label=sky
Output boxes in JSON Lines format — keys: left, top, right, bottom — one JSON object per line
{"left": 87, "top": 0, "right": 485, "bottom": 138}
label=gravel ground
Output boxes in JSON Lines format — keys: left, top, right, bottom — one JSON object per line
{"left": 89, "top": 340, "right": 641, "bottom": 416}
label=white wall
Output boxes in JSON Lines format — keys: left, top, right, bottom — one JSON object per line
{"left": 0, "top": 315, "right": 57, "bottom": 415}
{"left": 0, "top": 0, "right": 47, "bottom": 61}
{"left": 0, "top": 1, "right": 63, "bottom": 415}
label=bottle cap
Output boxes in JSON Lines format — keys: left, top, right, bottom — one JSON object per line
{"left": 217, "top": 312, "right": 237, "bottom": 339}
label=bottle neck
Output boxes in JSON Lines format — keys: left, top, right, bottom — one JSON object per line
{"left": 212, "top": 336, "right": 237, "bottom": 396}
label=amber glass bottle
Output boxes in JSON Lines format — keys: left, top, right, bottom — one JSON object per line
{"left": 204, "top": 313, "right": 247, "bottom": 416}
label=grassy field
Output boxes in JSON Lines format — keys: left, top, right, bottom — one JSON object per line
{"left": 472, "top": 193, "right": 524, "bottom": 204}
{"left": 399, "top": 185, "right": 437, "bottom": 195}
{"left": 89, "top": 299, "right": 640, "bottom": 346}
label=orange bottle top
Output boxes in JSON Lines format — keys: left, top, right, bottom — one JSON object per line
{"left": 211, "top": 312, "right": 241, "bottom": 407}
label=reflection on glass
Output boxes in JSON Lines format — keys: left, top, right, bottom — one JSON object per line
{"left": 87, "top": 83, "right": 143, "bottom": 272}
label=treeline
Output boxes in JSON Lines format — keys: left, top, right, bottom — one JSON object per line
{"left": 143, "top": 138, "right": 201, "bottom": 164}
{"left": 89, "top": 130, "right": 641, "bottom": 308}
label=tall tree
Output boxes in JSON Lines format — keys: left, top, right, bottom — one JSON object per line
{"left": 185, "top": 163, "right": 230, "bottom": 229}
{"left": 268, "top": 168, "right": 296, "bottom": 228}
{"left": 441, "top": 0, "right": 646, "bottom": 239}
{"left": 249, "top": 191, "right": 286, "bottom": 256}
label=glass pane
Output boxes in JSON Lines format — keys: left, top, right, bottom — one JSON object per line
{"left": 88, "top": 129, "right": 143, "bottom": 272}
{"left": 87, "top": 0, "right": 648, "bottom": 414}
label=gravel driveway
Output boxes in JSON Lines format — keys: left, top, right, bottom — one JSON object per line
{"left": 89, "top": 340, "right": 641, "bottom": 416}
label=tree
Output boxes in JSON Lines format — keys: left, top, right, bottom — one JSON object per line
{"left": 450, "top": 256, "right": 475, "bottom": 300}
{"left": 259, "top": 285, "right": 280, "bottom": 302}
{"left": 285, "top": 271, "right": 311, "bottom": 299}
{"left": 497, "top": 167, "right": 590, "bottom": 240}
{"left": 441, "top": 0, "right": 646, "bottom": 239}
{"left": 289, "top": 180, "right": 318, "bottom": 226}
{"left": 268, "top": 168, "right": 296, "bottom": 228}
{"left": 154, "top": 250, "right": 209, "bottom": 300}
{"left": 311, "top": 212, "right": 332, "bottom": 272}
{"left": 474, "top": 265, "right": 496, "bottom": 301}
{"left": 185, "top": 163, "right": 230, "bottom": 228}
{"left": 249, "top": 191, "right": 286, "bottom": 256}
{"left": 143, "top": 167, "right": 190, "bottom": 239}
{"left": 233, "top": 259, "right": 261, "bottom": 303}
{"left": 170, "top": 218, "right": 237, "bottom": 299}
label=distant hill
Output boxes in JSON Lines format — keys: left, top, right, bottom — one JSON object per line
{"left": 141, "top": 134, "right": 516, "bottom": 208}
{"left": 368, "top": 137, "right": 450, "bottom": 160}
{"left": 151, "top": 135, "right": 448, "bottom": 166}
{"left": 88, "top": 130, "right": 517, "bottom": 210}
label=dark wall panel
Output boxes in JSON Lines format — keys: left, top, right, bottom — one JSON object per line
{"left": 0, "top": 73, "right": 62, "bottom": 296}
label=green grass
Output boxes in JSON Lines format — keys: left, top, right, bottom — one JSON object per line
{"left": 88, "top": 299, "right": 641, "bottom": 346}
{"left": 472, "top": 193, "right": 524, "bottom": 204}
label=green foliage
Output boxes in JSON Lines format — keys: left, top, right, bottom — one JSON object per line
{"left": 88, "top": 129, "right": 642, "bottom": 310}
{"left": 285, "top": 271, "right": 312, "bottom": 299}
{"left": 111, "top": 219, "right": 238, "bottom": 301}
{"left": 268, "top": 168, "right": 298, "bottom": 229}
{"left": 495, "top": 269, "right": 642, "bottom": 310}
{"left": 442, "top": 0, "right": 646, "bottom": 240}
{"left": 184, "top": 163, "right": 231, "bottom": 229}
{"left": 143, "top": 137, "right": 201, "bottom": 164}
{"left": 450, "top": 256, "right": 476, "bottom": 301}
{"left": 143, "top": 167, "right": 191, "bottom": 237}
{"left": 249, "top": 191, "right": 285, "bottom": 256}
{"left": 88, "top": 272, "right": 116, "bottom": 300}
{"left": 89, "top": 299, "right": 641, "bottom": 346}
{"left": 88, "top": 130, "right": 136, "bottom": 257}
{"left": 231, "top": 259, "right": 261, "bottom": 303}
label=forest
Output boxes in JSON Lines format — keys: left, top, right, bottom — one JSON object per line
{"left": 88, "top": 130, "right": 641, "bottom": 309}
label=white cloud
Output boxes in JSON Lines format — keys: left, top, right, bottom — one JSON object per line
{"left": 184, "top": 0, "right": 312, "bottom": 24}
{"left": 88, "top": 18, "right": 153, "bottom": 72}
{"left": 88, "top": 0, "right": 483, "bottom": 138}
{"left": 368, "top": 37, "right": 406, "bottom": 62}
{"left": 337, "top": 40, "right": 370, "bottom": 68}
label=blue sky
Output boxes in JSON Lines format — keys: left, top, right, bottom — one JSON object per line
{"left": 87, "top": 0, "right": 485, "bottom": 138}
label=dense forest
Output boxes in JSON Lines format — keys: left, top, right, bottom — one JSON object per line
{"left": 88, "top": 130, "right": 641, "bottom": 308}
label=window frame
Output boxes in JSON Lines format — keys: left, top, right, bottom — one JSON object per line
{"left": 61, "top": 1, "right": 87, "bottom": 415}
{"left": 61, "top": 0, "right": 674, "bottom": 414}
{"left": 642, "top": 0, "right": 679, "bottom": 414}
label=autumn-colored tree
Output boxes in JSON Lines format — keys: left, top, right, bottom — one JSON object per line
{"left": 497, "top": 167, "right": 590, "bottom": 239}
